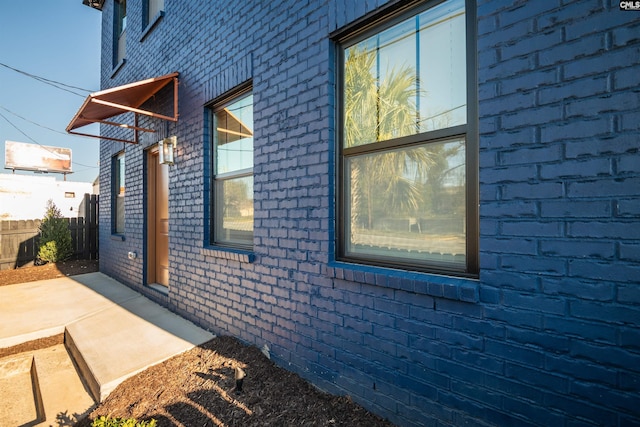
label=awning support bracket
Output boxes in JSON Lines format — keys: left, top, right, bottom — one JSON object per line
{"left": 66, "top": 72, "right": 179, "bottom": 144}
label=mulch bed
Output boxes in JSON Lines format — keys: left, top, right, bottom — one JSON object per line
{"left": 76, "top": 336, "right": 395, "bottom": 427}
{"left": 0, "top": 261, "right": 395, "bottom": 427}
{"left": 0, "top": 334, "right": 64, "bottom": 358}
{"left": 0, "top": 259, "right": 99, "bottom": 286}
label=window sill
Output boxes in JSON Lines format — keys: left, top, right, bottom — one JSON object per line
{"left": 201, "top": 246, "right": 255, "bottom": 263}
{"left": 140, "top": 11, "right": 164, "bottom": 42}
{"left": 111, "top": 59, "right": 126, "bottom": 78}
{"left": 326, "top": 261, "right": 478, "bottom": 302}
{"left": 110, "top": 234, "right": 125, "bottom": 241}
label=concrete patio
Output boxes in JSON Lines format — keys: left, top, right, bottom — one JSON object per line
{"left": 0, "top": 272, "right": 214, "bottom": 426}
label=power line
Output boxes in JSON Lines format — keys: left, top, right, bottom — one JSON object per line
{"left": 0, "top": 110, "right": 42, "bottom": 145}
{"left": 0, "top": 105, "right": 69, "bottom": 136}
{"left": 0, "top": 111, "right": 98, "bottom": 169}
{"left": 73, "top": 166, "right": 101, "bottom": 175}
{"left": 0, "top": 62, "right": 95, "bottom": 97}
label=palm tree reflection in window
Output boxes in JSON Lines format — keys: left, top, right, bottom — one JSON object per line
{"left": 343, "top": 47, "right": 465, "bottom": 264}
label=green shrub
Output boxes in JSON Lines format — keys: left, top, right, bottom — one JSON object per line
{"left": 91, "top": 416, "right": 157, "bottom": 427}
{"left": 37, "top": 200, "right": 73, "bottom": 263}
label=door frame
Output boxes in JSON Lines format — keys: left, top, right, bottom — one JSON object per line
{"left": 145, "top": 145, "right": 169, "bottom": 290}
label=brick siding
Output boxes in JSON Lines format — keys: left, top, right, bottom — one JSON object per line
{"left": 96, "top": 0, "right": 640, "bottom": 425}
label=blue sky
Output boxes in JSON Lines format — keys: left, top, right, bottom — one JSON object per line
{"left": 0, "top": 1, "right": 102, "bottom": 183}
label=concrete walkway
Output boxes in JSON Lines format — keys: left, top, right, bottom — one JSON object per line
{"left": 0, "top": 272, "right": 214, "bottom": 426}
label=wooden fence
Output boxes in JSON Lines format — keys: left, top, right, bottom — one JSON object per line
{"left": 0, "top": 194, "right": 98, "bottom": 270}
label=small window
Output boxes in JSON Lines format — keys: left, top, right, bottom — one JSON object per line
{"left": 113, "top": 152, "right": 125, "bottom": 234}
{"left": 113, "top": 0, "right": 127, "bottom": 67}
{"left": 210, "top": 86, "right": 254, "bottom": 248}
{"left": 64, "top": 192, "right": 76, "bottom": 198}
{"left": 142, "top": 0, "right": 164, "bottom": 35}
{"left": 337, "top": 0, "right": 477, "bottom": 276}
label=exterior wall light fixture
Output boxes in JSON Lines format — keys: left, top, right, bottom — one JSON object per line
{"left": 159, "top": 136, "right": 176, "bottom": 165}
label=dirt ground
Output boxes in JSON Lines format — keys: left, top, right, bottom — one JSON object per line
{"left": 76, "top": 336, "right": 395, "bottom": 427}
{"left": 0, "top": 261, "right": 395, "bottom": 427}
{"left": 0, "top": 259, "right": 99, "bottom": 286}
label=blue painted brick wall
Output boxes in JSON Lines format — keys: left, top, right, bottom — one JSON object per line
{"left": 95, "top": 0, "right": 640, "bottom": 425}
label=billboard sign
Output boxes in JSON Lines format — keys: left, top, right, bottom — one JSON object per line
{"left": 4, "top": 140, "right": 72, "bottom": 174}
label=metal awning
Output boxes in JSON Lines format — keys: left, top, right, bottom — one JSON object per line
{"left": 66, "top": 72, "right": 179, "bottom": 144}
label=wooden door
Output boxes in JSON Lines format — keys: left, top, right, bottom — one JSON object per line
{"left": 148, "top": 150, "right": 169, "bottom": 287}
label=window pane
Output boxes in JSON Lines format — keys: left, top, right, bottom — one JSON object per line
{"left": 115, "top": 0, "right": 127, "bottom": 34}
{"left": 214, "top": 94, "right": 253, "bottom": 174}
{"left": 148, "top": 0, "right": 164, "bottom": 21}
{"left": 115, "top": 196, "right": 125, "bottom": 234}
{"left": 345, "top": 139, "right": 466, "bottom": 267}
{"left": 117, "top": 156, "right": 125, "bottom": 195}
{"left": 115, "top": 0, "right": 127, "bottom": 64}
{"left": 114, "top": 154, "right": 125, "bottom": 234}
{"left": 343, "top": 0, "right": 465, "bottom": 148}
{"left": 215, "top": 175, "right": 253, "bottom": 246}
{"left": 418, "top": 0, "right": 466, "bottom": 131}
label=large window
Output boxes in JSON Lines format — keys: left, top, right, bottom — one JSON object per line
{"left": 113, "top": 152, "right": 125, "bottom": 234}
{"left": 337, "top": 0, "right": 477, "bottom": 276}
{"left": 211, "top": 87, "right": 254, "bottom": 248}
{"left": 113, "top": 0, "right": 126, "bottom": 67}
